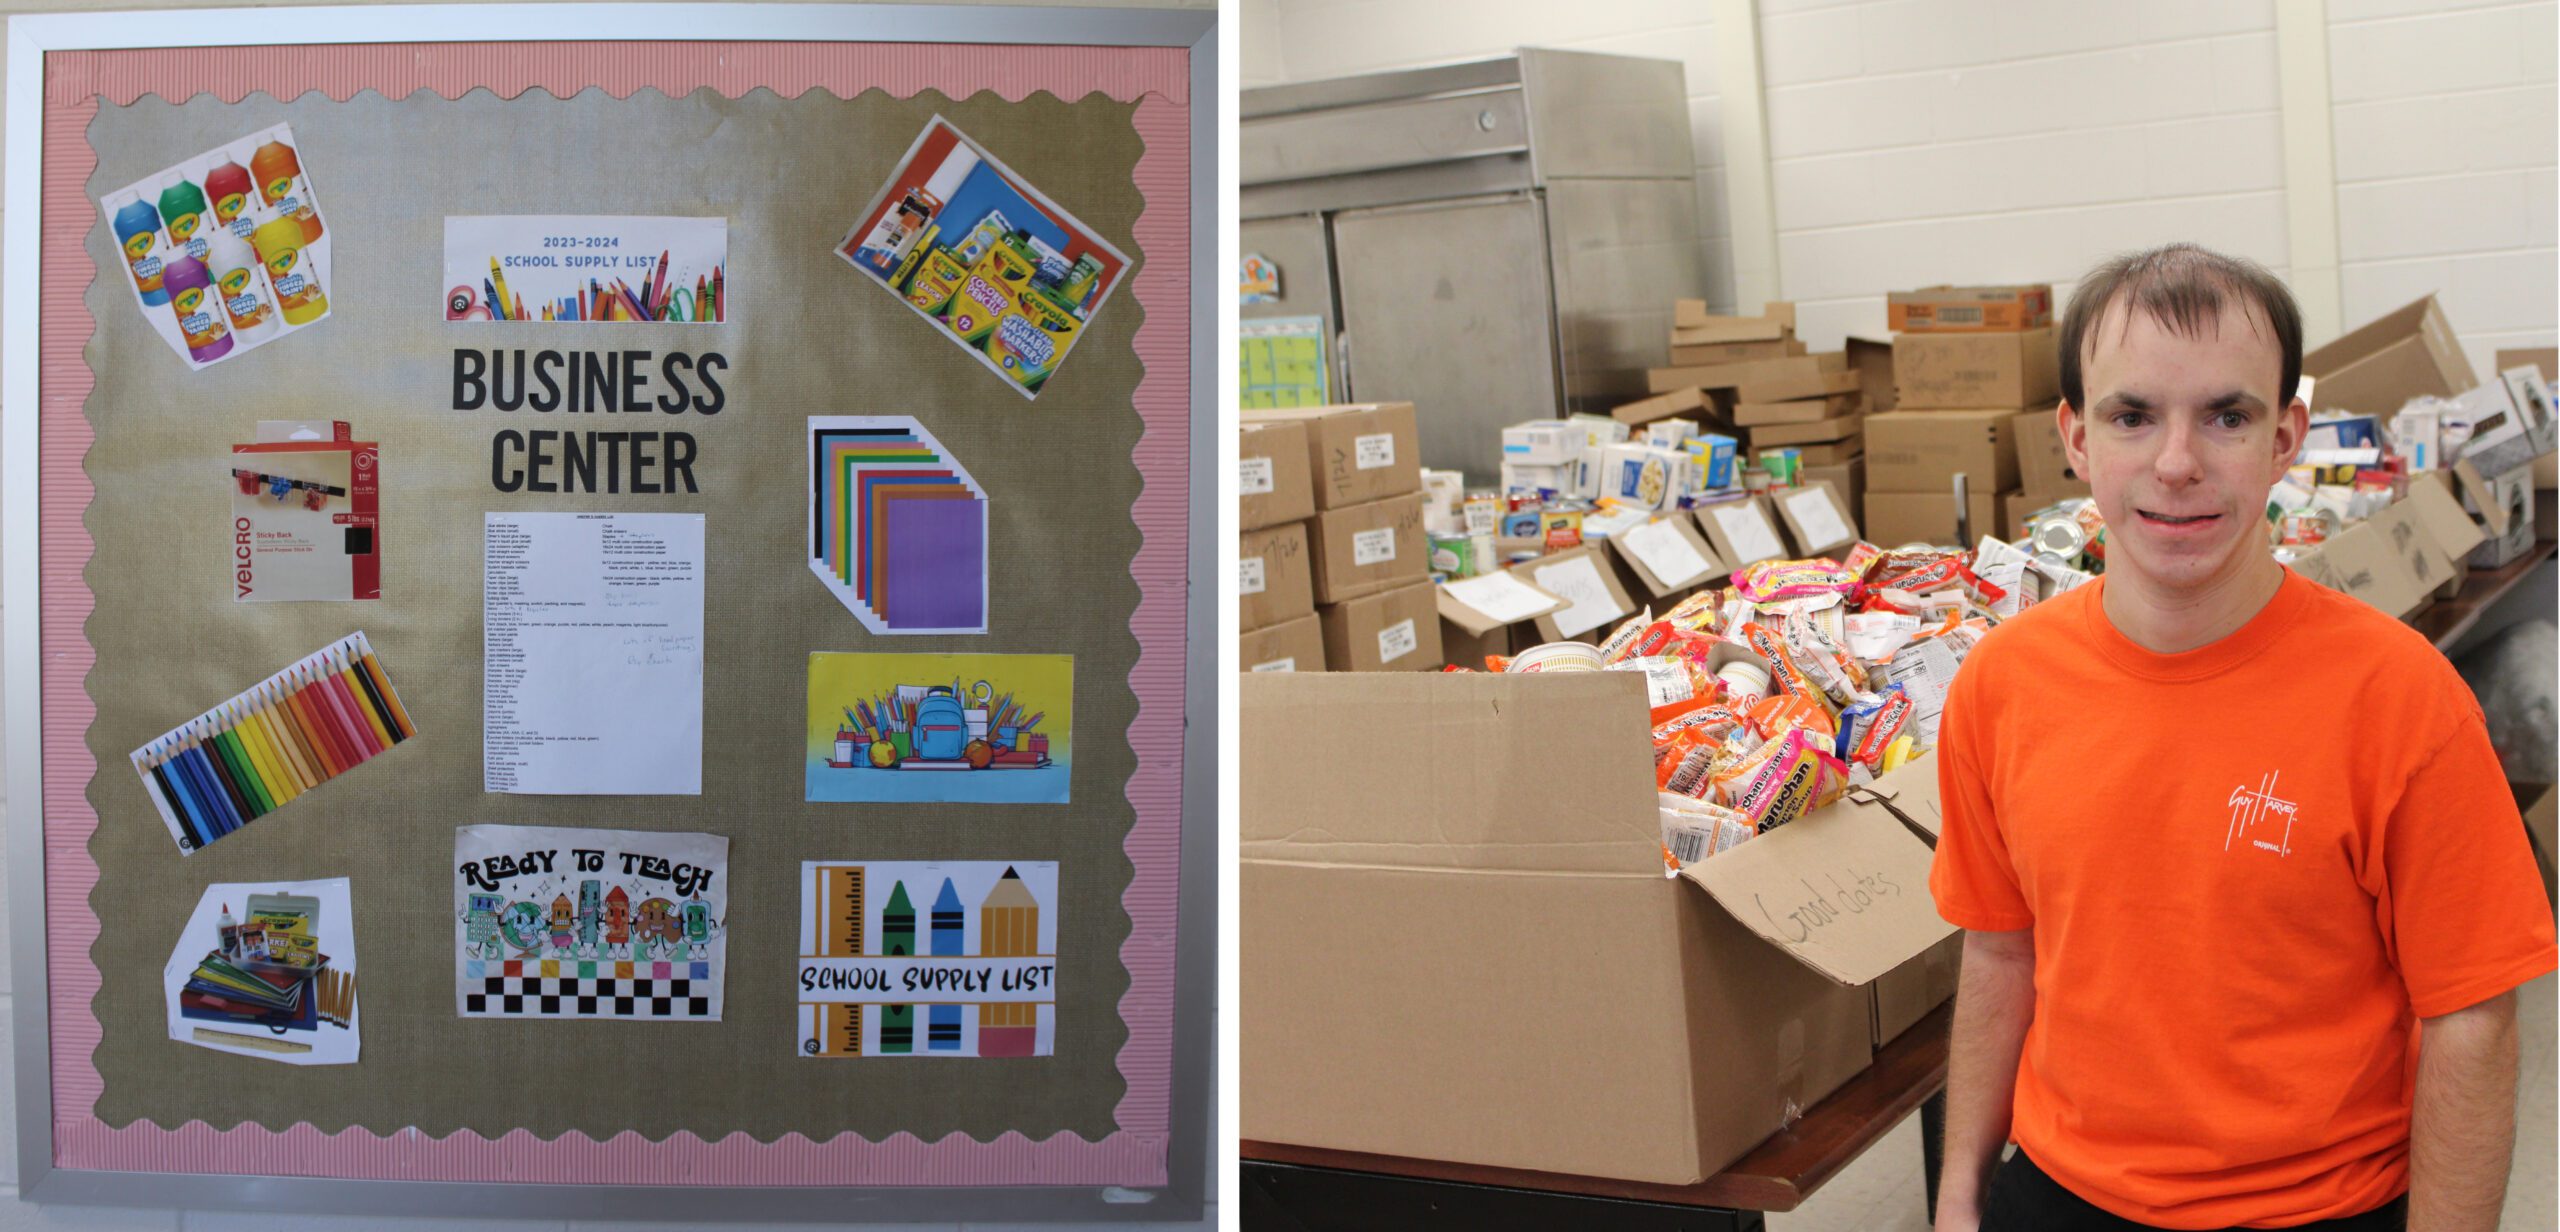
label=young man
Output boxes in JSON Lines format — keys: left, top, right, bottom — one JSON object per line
{"left": 1928, "top": 244, "right": 2556, "bottom": 1232}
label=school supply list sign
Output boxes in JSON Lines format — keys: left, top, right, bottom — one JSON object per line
{"left": 797, "top": 861, "right": 1056, "bottom": 1057}
{"left": 484, "top": 513, "right": 705, "bottom": 795}
{"left": 445, "top": 215, "right": 725, "bottom": 323}
{"left": 456, "top": 825, "right": 728, "bottom": 1021}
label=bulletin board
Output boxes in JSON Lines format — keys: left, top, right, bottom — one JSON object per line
{"left": 1, "top": 5, "right": 1213, "bottom": 1222}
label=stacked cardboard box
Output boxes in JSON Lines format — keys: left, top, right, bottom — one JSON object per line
{"left": 1640, "top": 302, "right": 1870, "bottom": 473}
{"left": 2007, "top": 407, "right": 2090, "bottom": 539}
{"left": 1242, "top": 403, "right": 1440, "bottom": 672}
{"left": 1869, "top": 285, "right": 2054, "bottom": 545}
{"left": 1238, "top": 419, "right": 1322, "bottom": 673}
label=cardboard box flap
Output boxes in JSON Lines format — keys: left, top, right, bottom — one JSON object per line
{"left": 1845, "top": 757, "right": 1945, "bottom": 844}
{"left": 1437, "top": 574, "right": 1565, "bottom": 636}
{"left": 2405, "top": 473, "right": 2488, "bottom": 561}
{"left": 1240, "top": 672, "right": 1662, "bottom": 873}
{"left": 1678, "top": 777, "right": 1953, "bottom": 986}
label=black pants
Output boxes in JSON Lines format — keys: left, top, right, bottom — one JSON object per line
{"left": 1981, "top": 1150, "right": 2408, "bottom": 1232}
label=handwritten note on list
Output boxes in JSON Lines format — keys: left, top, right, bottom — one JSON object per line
{"left": 484, "top": 512, "right": 705, "bottom": 795}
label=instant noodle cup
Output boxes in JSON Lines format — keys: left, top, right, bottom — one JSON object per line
{"left": 1508, "top": 641, "right": 1605, "bottom": 673}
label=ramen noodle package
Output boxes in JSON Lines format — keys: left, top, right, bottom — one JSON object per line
{"left": 1733, "top": 558, "right": 1861, "bottom": 604}
{"left": 1713, "top": 727, "right": 1843, "bottom": 832}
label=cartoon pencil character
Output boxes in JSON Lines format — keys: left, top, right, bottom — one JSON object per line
{"left": 548, "top": 893, "right": 576, "bottom": 954}
{"left": 465, "top": 893, "right": 506, "bottom": 960}
{"left": 681, "top": 897, "right": 716, "bottom": 960}
{"left": 634, "top": 897, "right": 682, "bottom": 957}
{"left": 577, "top": 880, "right": 602, "bottom": 957}
{"left": 978, "top": 867, "right": 1040, "bottom": 1057}
{"left": 603, "top": 886, "right": 632, "bottom": 957}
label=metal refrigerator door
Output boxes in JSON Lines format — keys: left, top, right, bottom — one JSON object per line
{"left": 1330, "top": 194, "right": 1562, "bottom": 485}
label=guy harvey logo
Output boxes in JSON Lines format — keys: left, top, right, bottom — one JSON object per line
{"left": 2225, "top": 772, "right": 2299, "bottom": 857}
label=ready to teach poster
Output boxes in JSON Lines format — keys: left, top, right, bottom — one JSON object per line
{"left": 453, "top": 824, "right": 728, "bottom": 1022}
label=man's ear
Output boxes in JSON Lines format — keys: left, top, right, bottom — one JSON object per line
{"left": 2057, "top": 401, "right": 2089, "bottom": 480}
{"left": 2271, "top": 396, "right": 2309, "bottom": 470}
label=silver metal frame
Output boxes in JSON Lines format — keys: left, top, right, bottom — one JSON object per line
{"left": 1, "top": 5, "right": 1215, "bottom": 1221}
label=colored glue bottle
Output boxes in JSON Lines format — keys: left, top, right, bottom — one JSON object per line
{"left": 204, "top": 222, "right": 278, "bottom": 342}
{"left": 109, "top": 191, "right": 170, "bottom": 305}
{"left": 162, "top": 254, "right": 235, "bottom": 362}
{"left": 157, "top": 169, "right": 211, "bottom": 265}
{"left": 252, "top": 216, "right": 327, "bottom": 326}
{"left": 217, "top": 903, "right": 239, "bottom": 956}
{"left": 203, "top": 146, "right": 259, "bottom": 240}
{"left": 251, "top": 130, "right": 322, "bottom": 244}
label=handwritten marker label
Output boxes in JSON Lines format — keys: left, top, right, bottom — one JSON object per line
{"left": 1354, "top": 433, "right": 1396, "bottom": 470}
{"left": 1377, "top": 619, "right": 1417, "bottom": 663}
{"left": 1240, "top": 456, "right": 1275, "bottom": 495}
{"left": 1240, "top": 557, "right": 1267, "bottom": 596}
{"left": 1353, "top": 528, "right": 1396, "bottom": 566}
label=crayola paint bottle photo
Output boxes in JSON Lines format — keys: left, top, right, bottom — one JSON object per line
{"left": 251, "top": 129, "right": 323, "bottom": 243}
{"left": 204, "top": 147, "right": 258, "bottom": 240}
{"left": 204, "top": 223, "right": 278, "bottom": 342}
{"left": 253, "top": 216, "right": 328, "bottom": 326}
{"left": 158, "top": 169, "right": 211, "bottom": 264}
{"left": 161, "top": 254, "right": 234, "bottom": 363}
{"left": 110, "top": 191, "right": 170, "bottom": 305}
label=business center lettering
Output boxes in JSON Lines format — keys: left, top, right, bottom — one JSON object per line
{"left": 453, "top": 348, "right": 729, "bottom": 494}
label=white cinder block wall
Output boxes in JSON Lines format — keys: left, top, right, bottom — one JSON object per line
{"left": 0, "top": 1, "right": 1214, "bottom": 1229}
{"left": 1246, "top": 0, "right": 2557, "bottom": 378}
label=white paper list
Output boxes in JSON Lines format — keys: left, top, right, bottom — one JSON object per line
{"left": 485, "top": 512, "right": 705, "bottom": 795}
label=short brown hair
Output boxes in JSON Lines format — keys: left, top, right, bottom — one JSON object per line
{"left": 2056, "top": 243, "right": 2303, "bottom": 413}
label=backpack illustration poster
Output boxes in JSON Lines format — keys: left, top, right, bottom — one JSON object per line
{"left": 804, "top": 652, "right": 1071, "bottom": 804}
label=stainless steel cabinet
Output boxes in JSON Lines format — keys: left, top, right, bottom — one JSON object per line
{"left": 1244, "top": 48, "right": 1709, "bottom": 484}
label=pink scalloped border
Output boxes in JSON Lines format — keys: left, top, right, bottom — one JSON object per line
{"left": 39, "top": 43, "right": 1187, "bottom": 1186}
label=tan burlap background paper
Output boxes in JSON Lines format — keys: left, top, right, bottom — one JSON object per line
{"left": 80, "top": 87, "right": 1144, "bottom": 1141}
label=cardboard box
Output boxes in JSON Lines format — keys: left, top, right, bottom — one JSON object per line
{"left": 1847, "top": 336, "right": 1896, "bottom": 415}
{"left": 1671, "top": 337, "right": 1804, "bottom": 367}
{"left": 1240, "top": 613, "right": 1324, "bottom": 674}
{"left": 1865, "top": 410, "right": 2020, "bottom": 494}
{"left": 1873, "top": 931, "right": 1962, "bottom": 1049}
{"left": 1599, "top": 443, "right": 1702, "bottom": 512}
{"left": 1240, "top": 420, "right": 1315, "bottom": 532}
{"left": 1244, "top": 402, "right": 1424, "bottom": 510}
{"left": 1437, "top": 574, "right": 1564, "bottom": 670}
{"left": 1694, "top": 496, "right": 1791, "bottom": 571}
{"left": 1771, "top": 481, "right": 1860, "bottom": 558}
{"left": 2456, "top": 461, "right": 2537, "bottom": 568}
{"left": 2366, "top": 497, "right": 2458, "bottom": 604}
{"left": 1791, "top": 438, "right": 1866, "bottom": 467}
{"left": 1613, "top": 385, "right": 1718, "bottom": 428}
{"left": 1508, "top": 545, "right": 1638, "bottom": 644}
{"left": 1318, "top": 580, "right": 1443, "bottom": 672}
{"left": 2012, "top": 408, "right": 2081, "bottom": 494}
{"left": 1609, "top": 513, "right": 1730, "bottom": 597}
{"left": 2316, "top": 519, "right": 2432, "bottom": 619}
{"left": 1735, "top": 366, "right": 1861, "bottom": 405}
{"left": 1748, "top": 414, "right": 1863, "bottom": 449}
{"left": 1865, "top": 489, "right": 2010, "bottom": 548}
{"left": 1502, "top": 419, "right": 1583, "bottom": 467}
{"left": 2404, "top": 471, "right": 2487, "bottom": 595}
{"left": 1892, "top": 328, "right": 2059, "bottom": 410}
{"left": 1310, "top": 494, "right": 1428, "bottom": 603}
{"left": 1240, "top": 521, "right": 1316, "bottom": 631}
{"left": 2301, "top": 294, "right": 2475, "bottom": 420}
{"left": 1886, "top": 284, "right": 2054, "bottom": 333}
{"left": 2498, "top": 347, "right": 2558, "bottom": 384}
{"left": 1800, "top": 456, "right": 1868, "bottom": 526}
{"left": 1240, "top": 672, "right": 1948, "bottom": 1184}
{"left": 1736, "top": 391, "right": 1862, "bottom": 427}
{"left": 1669, "top": 314, "right": 1787, "bottom": 347}
{"left": 1649, "top": 352, "right": 1848, "bottom": 396}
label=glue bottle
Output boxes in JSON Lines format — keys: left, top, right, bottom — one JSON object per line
{"left": 157, "top": 168, "right": 211, "bottom": 265}
{"left": 250, "top": 129, "right": 322, "bottom": 243}
{"left": 252, "top": 216, "right": 327, "bottom": 326}
{"left": 203, "top": 146, "right": 259, "bottom": 240}
{"left": 161, "top": 254, "right": 235, "bottom": 362}
{"left": 109, "top": 191, "right": 170, "bottom": 305}
{"left": 218, "top": 903, "right": 239, "bottom": 956}
{"left": 204, "top": 221, "right": 279, "bottom": 342}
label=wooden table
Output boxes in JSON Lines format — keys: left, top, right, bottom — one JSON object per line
{"left": 1241, "top": 1003, "right": 1954, "bottom": 1231}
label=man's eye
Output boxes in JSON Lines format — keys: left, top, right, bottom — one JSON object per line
{"left": 2112, "top": 412, "right": 2148, "bottom": 428}
{"left": 2216, "top": 411, "right": 2249, "bottom": 429}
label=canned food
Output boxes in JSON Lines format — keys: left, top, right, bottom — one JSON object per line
{"left": 2032, "top": 519, "right": 2086, "bottom": 558}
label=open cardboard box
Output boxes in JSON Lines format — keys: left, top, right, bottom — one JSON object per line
{"left": 1609, "top": 513, "right": 1730, "bottom": 597}
{"left": 2301, "top": 294, "right": 2474, "bottom": 422}
{"left": 1438, "top": 573, "right": 1565, "bottom": 670}
{"left": 1241, "top": 671, "right": 1955, "bottom": 1184}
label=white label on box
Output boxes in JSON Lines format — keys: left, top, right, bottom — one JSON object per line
{"left": 1712, "top": 504, "right": 1786, "bottom": 565}
{"left": 1240, "top": 456, "right": 1275, "bottom": 495}
{"left": 1250, "top": 657, "right": 1296, "bottom": 673}
{"left": 1354, "top": 432, "right": 1396, "bottom": 470}
{"left": 1353, "top": 527, "right": 1396, "bottom": 566}
{"left": 1620, "top": 518, "right": 1712, "bottom": 586}
{"left": 1783, "top": 488, "right": 1853, "bottom": 550}
{"left": 1531, "top": 555, "right": 1624, "bottom": 639}
{"left": 1239, "top": 556, "right": 1267, "bottom": 595}
{"left": 1377, "top": 619, "right": 1418, "bottom": 663}
{"left": 1445, "top": 572, "right": 1557, "bottom": 625}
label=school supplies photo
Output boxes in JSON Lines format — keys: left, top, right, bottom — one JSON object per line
{"left": 129, "top": 631, "right": 417, "bottom": 855}
{"left": 230, "top": 420, "right": 380, "bottom": 602}
{"left": 162, "top": 878, "right": 359, "bottom": 1065}
{"left": 98, "top": 124, "right": 331, "bottom": 370}
{"left": 805, "top": 416, "right": 988, "bottom": 635}
{"left": 836, "top": 116, "right": 1130, "bottom": 398}
{"left": 443, "top": 216, "right": 726, "bottom": 323}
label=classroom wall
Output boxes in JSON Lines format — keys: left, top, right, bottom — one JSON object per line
{"left": 1244, "top": 0, "right": 2557, "bottom": 380}
{"left": 0, "top": 1, "right": 1212, "bottom": 1229}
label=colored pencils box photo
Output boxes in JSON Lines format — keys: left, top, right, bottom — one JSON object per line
{"left": 129, "top": 631, "right": 417, "bottom": 854}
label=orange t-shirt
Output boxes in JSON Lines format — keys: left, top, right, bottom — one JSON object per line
{"left": 1929, "top": 566, "right": 2557, "bottom": 1229}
